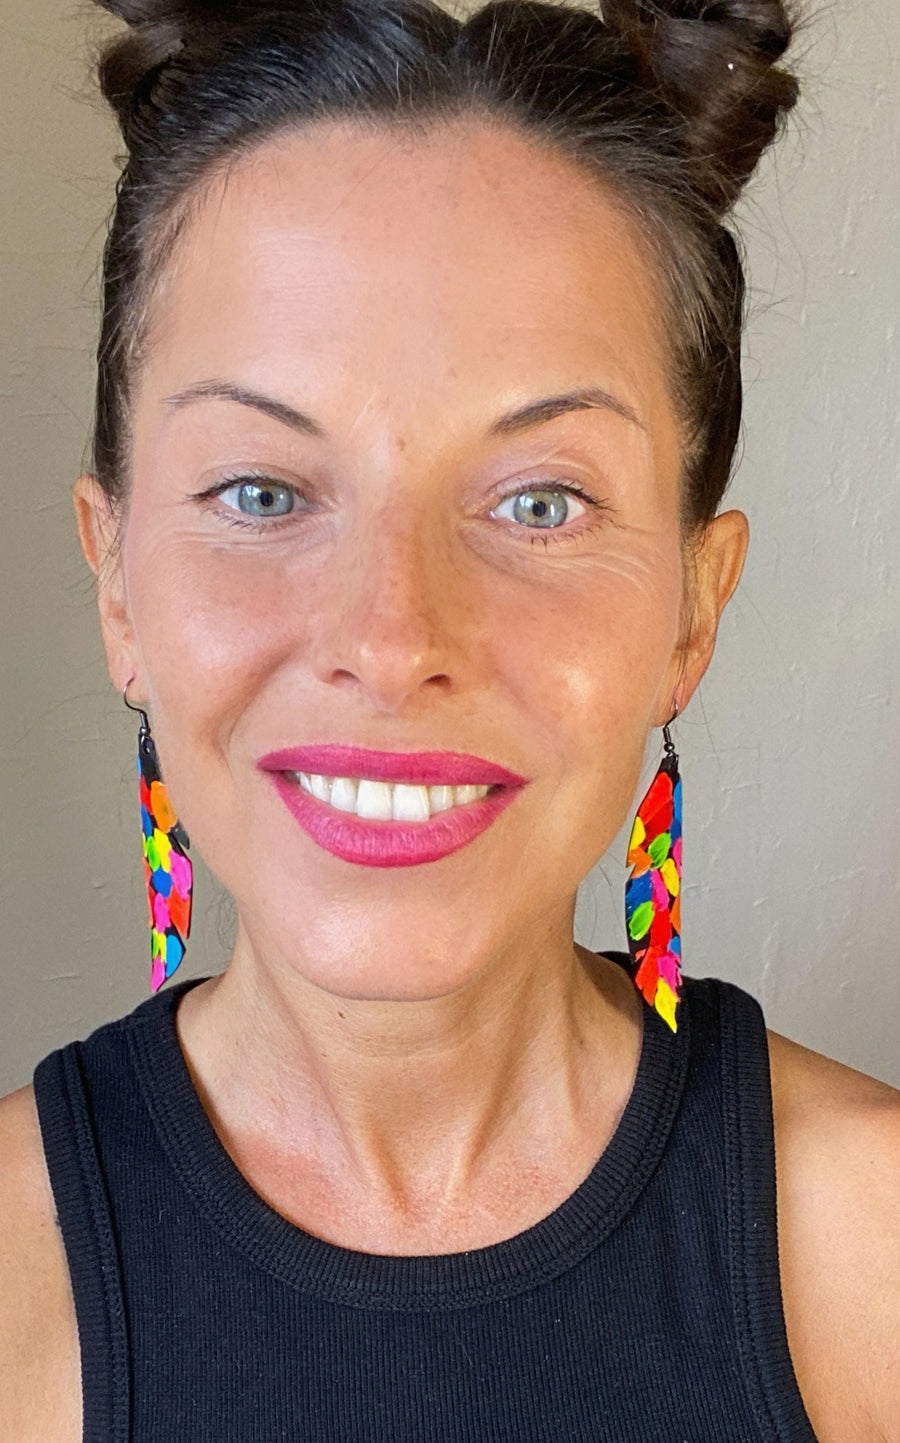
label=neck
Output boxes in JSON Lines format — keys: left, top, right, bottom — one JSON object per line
{"left": 174, "top": 925, "right": 643, "bottom": 1251}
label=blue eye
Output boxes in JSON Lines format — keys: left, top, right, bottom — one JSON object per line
{"left": 218, "top": 479, "right": 296, "bottom": 517}
{"left": 491, "top": 488, "right": 587, "bottom": 529}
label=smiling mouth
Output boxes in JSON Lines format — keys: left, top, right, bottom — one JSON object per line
{"left": 259, "top": 745, "right": 526, "bottom": 866}
{"left": 287, "top": 771, "right": 500, "bottom": 822}
{"left": 267, "top": 765, "right": 522, "bottom": 868}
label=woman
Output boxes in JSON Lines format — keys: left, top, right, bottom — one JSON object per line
{"left": 1, "top": 0, "right": 898, "bottom": 1438}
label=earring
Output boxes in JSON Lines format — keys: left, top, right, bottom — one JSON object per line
{"left": 624, "top": 707, "right": 682, "bottom": 1033}
{"left": 123, "top": 681, "right": 193, "bottom": 993}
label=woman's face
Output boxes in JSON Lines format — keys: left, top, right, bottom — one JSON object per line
{"left": 77, "top": 119, "right": 745, "bottom": 1000}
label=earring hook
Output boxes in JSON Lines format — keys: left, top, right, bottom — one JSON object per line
{"left": 662, "top": 700, "right": 679, "bottom": 756}
{"left": 122, "top": 677, "right": 151, "bottom": 736}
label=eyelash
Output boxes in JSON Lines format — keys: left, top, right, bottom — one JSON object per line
{"left": 193, "top": 471, "right": 613, "bottom": 544}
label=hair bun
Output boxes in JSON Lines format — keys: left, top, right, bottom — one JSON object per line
{"left": 602, "top": 0, "right": 800, "bottom": 213}
{"left": 94, "top": 0, "right": 248, "bottom": 137}
{"left": 94, "top": 0, "right": 186, "bottom": 134}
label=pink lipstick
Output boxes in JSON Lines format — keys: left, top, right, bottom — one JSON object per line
{"left": 257, "top": 746, "right": 528, "bottom": 867}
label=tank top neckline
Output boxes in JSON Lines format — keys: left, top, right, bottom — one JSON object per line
{"left": 123, "top": 951, "right": 691, "bottom": 1310}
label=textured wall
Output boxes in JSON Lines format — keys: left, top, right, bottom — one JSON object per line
{"left": 2, "top": 0, "right": 898, "bottom": 1092}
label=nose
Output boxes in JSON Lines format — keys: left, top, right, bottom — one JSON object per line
{"left": 306, "top": 503, "right": 468, "bottom": 714}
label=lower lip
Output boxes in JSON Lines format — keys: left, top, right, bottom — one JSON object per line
{"left": 267, "top": 772, "right": 523, "bottom": 867}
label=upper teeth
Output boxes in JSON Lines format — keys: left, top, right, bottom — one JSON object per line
{"left": 292, "top": 772, "right": 492, "bottom": 821}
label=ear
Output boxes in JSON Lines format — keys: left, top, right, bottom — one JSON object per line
{"left": 73, "top": 473, "right": 143, "bottom": 697}
{"left": 658, "top": 508, "right": 749, "bottom": 722}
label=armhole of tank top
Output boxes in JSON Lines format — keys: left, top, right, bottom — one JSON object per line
{"left": 717, "top": 980, "right": 822, "bottom": 1443}
{"left": 32, "top": 1044, "right": 132, "bottom": 1443}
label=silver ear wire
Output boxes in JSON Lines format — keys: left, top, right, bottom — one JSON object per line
{"left": 122, "top": 677, "right": 151, "bottom": 737}
{"left": 662, "top": 701, "right": 679, "bottom": 756}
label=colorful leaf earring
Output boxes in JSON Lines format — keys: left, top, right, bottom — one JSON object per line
{"left": 123, "top": 681, "right": 193, "bottom": 993}
{"left": 624, "top": 706, "right": 682, "bottom": 1033}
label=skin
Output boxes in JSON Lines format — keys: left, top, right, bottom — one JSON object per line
{"left": 2, "top": 118, "right": 899, "bottom": 1441}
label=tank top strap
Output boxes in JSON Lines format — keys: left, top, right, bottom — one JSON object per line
{"left": 714, "top": 976, "right": 820, "bottom": 1442}
{"left": 32, "top": 1042, "right": 132, "bottom": 1443}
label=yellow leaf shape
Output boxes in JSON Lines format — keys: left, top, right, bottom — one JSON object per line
{"left": 654, "top": 978, "right": 678, "bottom": 1033}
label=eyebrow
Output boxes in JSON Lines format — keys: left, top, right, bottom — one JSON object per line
{"left": 161, "top": 378, "right": 644, "bottom": 438}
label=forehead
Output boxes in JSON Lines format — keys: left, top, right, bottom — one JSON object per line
{"left": 140, "top": 118, "right": 671, "bottom": 430}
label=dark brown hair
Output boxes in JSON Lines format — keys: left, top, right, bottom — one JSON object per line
{"left": 90, "top": 0, "right": 800, "bottom": 533}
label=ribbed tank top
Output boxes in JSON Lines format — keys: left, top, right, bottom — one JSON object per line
{"left": 32, "top": 952, "right": 821, "bottom": 1442}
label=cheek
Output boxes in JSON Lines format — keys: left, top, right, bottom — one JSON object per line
{"left": 482, "top": 537, "right": 684, "bottom": 739}
{"left": 123, "top": 521, "right": 299, "bottom": 750}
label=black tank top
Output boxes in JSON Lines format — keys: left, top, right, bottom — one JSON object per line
{"left": 32, "top": 952, "right": 821, "bottom": 1442}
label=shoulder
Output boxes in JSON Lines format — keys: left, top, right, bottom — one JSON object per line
{"left": 0, "top": 1084, "right": 82, "bottom": 1441}
{"left": 767, "top": 1030, "right": 900, "bottom": 1443}
{"left": 0, "top": 1083, "right": 62, "bottom": 1298}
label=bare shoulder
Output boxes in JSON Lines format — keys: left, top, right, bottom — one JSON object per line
{"left": 767, "top": 1030, "right": 900, "bottom": 1443}
{"left": 0, "top": 1084, "right": 82, "bottom": 1441}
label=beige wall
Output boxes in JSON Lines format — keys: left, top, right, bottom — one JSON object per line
{"left": 2, "top": 1, "right": 898, "bottom": 1093}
